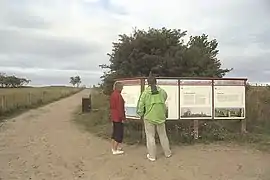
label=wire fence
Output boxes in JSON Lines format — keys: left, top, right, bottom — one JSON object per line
{"left": 0, "top": 88, "right": 81, "bottom": 115}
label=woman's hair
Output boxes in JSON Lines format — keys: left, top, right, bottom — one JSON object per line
{"left": 147, "top": 74, "right": 158, "bottom": 94}
{"left": 113, "top": 81, "right": 123, "bottom": 91}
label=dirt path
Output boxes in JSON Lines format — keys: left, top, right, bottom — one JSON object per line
{"left": 0, "top": 90, "right": 269, "bottom": 180}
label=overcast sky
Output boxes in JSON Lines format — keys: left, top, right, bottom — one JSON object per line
{"left": 0, "top": 0, "right": 269, "bottom": 86}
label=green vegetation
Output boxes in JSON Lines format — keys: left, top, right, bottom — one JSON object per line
{"left": 99, "top": 27, "right": 231, "bottom": 94}
{"left": 0, "top": 86, "right": 82, "bottom": 121}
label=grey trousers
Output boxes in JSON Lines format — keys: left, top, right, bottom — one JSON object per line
{"left": 144, "top": 120, "right": 171, "bottom": 159}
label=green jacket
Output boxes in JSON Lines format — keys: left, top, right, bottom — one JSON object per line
{"left": 136, "top": 86, "right": 167, "bottom": 124}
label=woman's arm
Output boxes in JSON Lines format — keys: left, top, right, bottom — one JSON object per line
{"left": 119, "top": 94, "right": 126, "bottom": 120}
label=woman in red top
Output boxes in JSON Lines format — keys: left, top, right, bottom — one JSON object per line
{"left": 110, "top": 81, "right": 126, "bottom": 155}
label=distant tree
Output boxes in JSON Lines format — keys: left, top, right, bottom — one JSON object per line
{"left": 74, "top": 76, "right": 81, "bottom": 87}
{"left": 70, "top": 77, "right": 76, "bottom": 87}
{"left": 0, "top": 73, "right": 30, "bottom": 88}
{"left": 70, "top": 76, "right": 81, "bottom": 87}
{"left": 0, "top": 73, "right": 5, "bottom": 87}
{"left": 20, "top": 78, "right": 31, "bottom": 86}
{"left": 99, "top": 27, "right": 232, "bottom": 94}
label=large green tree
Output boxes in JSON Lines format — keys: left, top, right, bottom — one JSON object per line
{"left": 100, "top": 27, "right": 232, "bottom": 94}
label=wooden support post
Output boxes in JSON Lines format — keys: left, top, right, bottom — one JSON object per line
{"left": 42, "top": 91, "right": 45, "bottom": 102}
{"left": 12, "top": 94, "right": 16, "bottom": 108}
{"left": 241, "top": 119, "right": 247, "bottom": 134}
{"left": 175, "top": 122, "right": 179, "bottom": 137}
{"left": 1, "top": 96, "right": 5, "bottom": 111}
{"left": 193, "top": 120, "right": 199, "bottom": 140}
{"left": 28, "top": 93, "right": 32, "bottom": 105}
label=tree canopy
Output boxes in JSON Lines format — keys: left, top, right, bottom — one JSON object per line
{"left": 70, "top": 76, "right": 81, "bottom": 87}
{"left": 0, "top": 73, "right": 30, "bottom": 88}
{"left": 100, "top": 27, "right": 232, "bottom": 94}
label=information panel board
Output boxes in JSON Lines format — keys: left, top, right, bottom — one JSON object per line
{"left": 180, "top": 80, "right": 212, "bottom": 119}
{"left": 157, "top": 79, "right": 179, "bottom": 119}
{"left": 214, "top": 80, "right": 245, "bottom": 119}
{"left": 117, "top": 77, "right": 246, "bottom": 121}
{"left": 119, "top": 79, "right": 141, "bottom": 118}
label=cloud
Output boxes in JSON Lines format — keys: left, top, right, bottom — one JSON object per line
{"left": 0, "top": 0, "right": 269, "bottom": 86}
{"left": 0, "top": 28, "right": 100, "bottom": 58}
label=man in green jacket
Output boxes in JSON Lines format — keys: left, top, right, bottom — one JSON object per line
{"left": 137, "top": 76, "right": 172, "bottom": 162}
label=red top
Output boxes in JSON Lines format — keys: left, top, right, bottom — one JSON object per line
{"left": 110, "top": 90, "right": 126, "bottom": 122}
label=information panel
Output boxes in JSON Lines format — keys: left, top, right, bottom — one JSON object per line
{"left": 214, "top": 80, "right": 245, "bottom": 119}
{"left": 180, "top": 80, "right": 212, "bottom": 119}
{"left": 157, "top": 79, "right": 179, "bottom": 119}
{"left": 119, "top": 80, "right": 141, "bottom": 118}
{"left": 117, "top": 78, "right": 246, "bottom": 121}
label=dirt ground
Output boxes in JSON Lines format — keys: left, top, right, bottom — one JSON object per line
{"left": 0, "top": 90, "right": 269, "bottom": 180}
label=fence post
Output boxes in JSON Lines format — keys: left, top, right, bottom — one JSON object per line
{"left": 193, "top": 120, "right": 199, "bottom": 140}
{"left": 42, "top": 91, "right": 45, "bottom": 102}
{"left": 1, "top": 96, "right": 5, "bottom": 112}
{"left": 12, "top": 94, "right": 15, "bottom": 109}
{"left": 28, "top": 92, "right": 32, "bottom": 105}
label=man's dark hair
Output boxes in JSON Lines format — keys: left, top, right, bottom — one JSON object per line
{"left": 147, "top": 72, "right": 158, "bottom": 94}
{"left": 150, "top": 67, "right": 159, "bottom": 77}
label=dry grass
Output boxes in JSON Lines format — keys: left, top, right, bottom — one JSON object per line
{"left": 0, "top": 86, "right": 82, "bottom": 120}
{"left": 74, "top": 86, "right": 270, "bottom": 150}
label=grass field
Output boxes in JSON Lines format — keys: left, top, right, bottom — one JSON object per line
{"left": 74, "top": 86, "right": 270, "bottom": 151}
{"left": 0, "top": 86, "right": 82, "bottom": 120}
